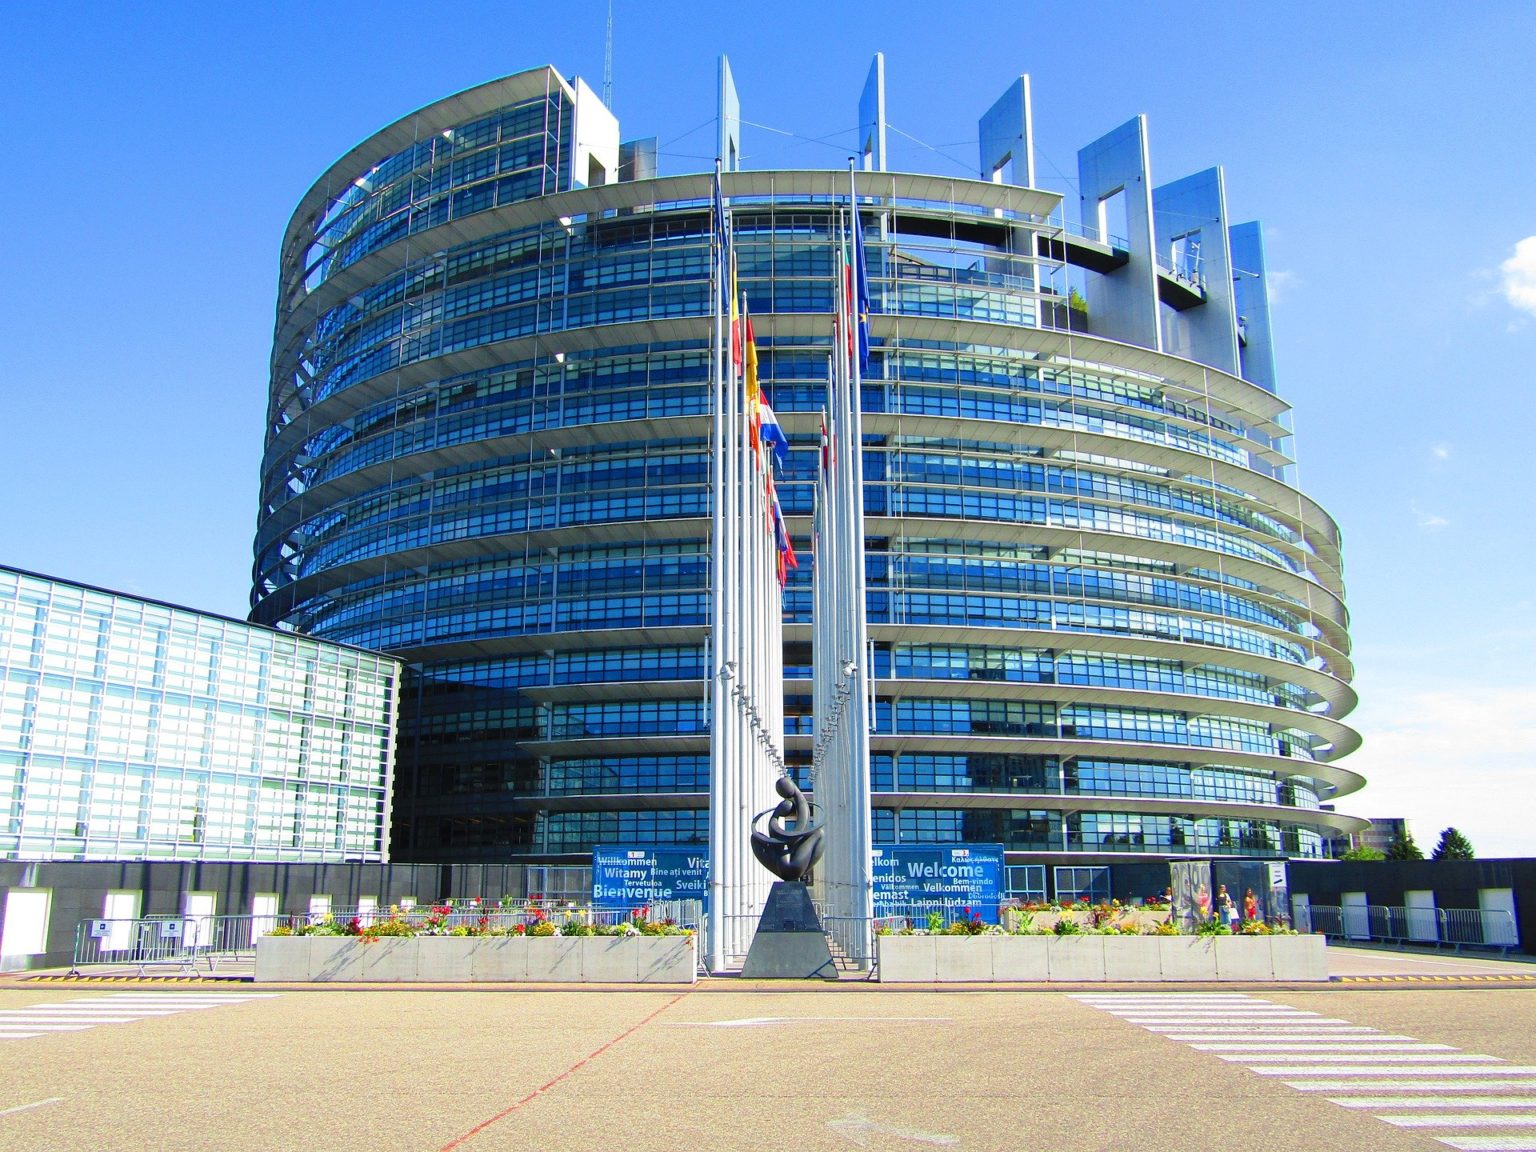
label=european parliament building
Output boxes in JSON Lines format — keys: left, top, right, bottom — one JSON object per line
{"left": 252, "top": 61, "right": 1361, "bottom": 893}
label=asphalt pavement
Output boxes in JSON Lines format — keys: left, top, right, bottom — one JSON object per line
{"left": 2, "top": 981, "right": 1535, "bottom": 1151}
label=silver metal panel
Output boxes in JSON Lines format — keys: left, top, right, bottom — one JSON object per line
{"left": 978, "top": 75, "right": 1034, "bottom": 188}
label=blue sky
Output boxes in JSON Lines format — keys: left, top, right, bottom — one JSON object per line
{"left": 4, "top": 2, "right": 1533, "bottom": 855}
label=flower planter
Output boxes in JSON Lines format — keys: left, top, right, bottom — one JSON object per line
{"left": 255, "top": 934, "right": 696, "bottom": 984}
{"left": 876, "top": 934, "right": 1326, "bottom": 982}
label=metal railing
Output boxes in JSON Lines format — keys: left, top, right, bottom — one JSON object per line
{"left": 1305, "top": 904, "right": 1520, "bottom": 953}
{"left": 70, "top": 915, "right": 264, "bottom": 977}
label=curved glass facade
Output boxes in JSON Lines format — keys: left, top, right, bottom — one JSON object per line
{"left": 254, "top": 67, "right": 1360, "bottom": 865}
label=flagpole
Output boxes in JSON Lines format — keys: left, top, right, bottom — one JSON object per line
{"left": 846, "top": 161, "right": 873, "bottom": 933}
{"left": 707, "top": 161, "right": 728, "bottom": 973}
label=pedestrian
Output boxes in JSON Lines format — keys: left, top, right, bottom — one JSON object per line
{"left": 1217, "top": 884, "right": 1239, "bottom": 930}
{"left": 1243, "top": 887, "right": 1258, "bottom": 923}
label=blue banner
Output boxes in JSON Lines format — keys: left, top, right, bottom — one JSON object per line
{"left": 591, "top": 846, "right": 709, "bottom": 907}
{"left": 871, "top": 844, "right": 1005, "bottom": 924}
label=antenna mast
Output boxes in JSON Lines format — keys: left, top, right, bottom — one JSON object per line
{"left": 603, "top": 0, "right": 613, "bottom": 108}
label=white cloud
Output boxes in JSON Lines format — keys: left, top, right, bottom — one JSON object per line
{"left": 1341, "top": 684, "right": 1536, "bottom": 858}
{"left": 1266, "top": 269, "right": 1298, "bottom": 305}
{"left": 1429, "top": 443, "right": 1451, "bottom": 461}
{"left": 1500, "top": 235, "right": 1536, "bottom": 317}
{"left": 1411, "top": 503, "right": 1449, "bottom": 530}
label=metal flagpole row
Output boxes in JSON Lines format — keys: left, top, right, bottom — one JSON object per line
{"left": 708, "top": 166, "right": 790, "bottom": 971}
{"left": 811, "top": 167, "right": 875, "bottom": 960}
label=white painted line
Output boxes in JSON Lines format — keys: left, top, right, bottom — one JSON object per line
{"left": 0, "top": 1034, "right": 44, "bottom": 1041}
{"left": 1331, "top": 1098, "right": 1536, "bottom": 1109}
{"left": 1071, "top": 996, "right": 1263, "bottom": 1001}
{"left": 1256, "top": 1068, "right": 1536, "bottom": 1078}
{"left": 1099, "top": 1008, "right": 1293, "bottom": 1013}
{"left": 1434, "top": 1138, "right": 1536, "bottom": 1151}
{"left": 1111, "top": 1013, "right": 1326, "bottom": 1021}
{"left": 4, "top": 1008, "right": 186, "bottom": 1017}
{"left": 0, "top": 1098, "right": 61, "bottom": 1117}
{"left": 1118, "top": 1017, "right": 1332, "bottom": 1026}
{"left": 0, "top": 1023, "right": 93, "bottom": 1032}
{"left": 0, "top": 1015, "right": 142, "bottom": 1025}
{"left": 1386, "top": 1115, "right": 1536, "bottom": 1128}
{"left": 1105, "top": 1007, "right": 1320, "bottom": 1019}
{"left": 1109, "top": 1007, "right": 1319, "bottom": 1013}
{"left": 1288, "top": 1081, "right": 1536, "bottom": 1092}
{"left": 678, "top": 1026, "right": 952, "bottom": 1032}
{"left": 3, "top": 1007, "right": 184, "bottom": 1013}
{"left": 1114, "top": 1020, "right": 1326, "bottom": 1026}
{"left": 1195, "top": 1043, "right": 1458, "bottom": 1053}
{"left": 825, "top": 1113, "right": 958, "bottom": 1146}
{"left": 1160, "top": 1032, "right": 1399, "bottom": 1042}
{"left": 1222, "top": 1062, "right": 1499, "bottom": 1069}
{"left": 1142, "top": 1032, "right": 1382, "bottom": 1044}
{"left": 90, "top": 995, "right": 252, "bottom": 1001}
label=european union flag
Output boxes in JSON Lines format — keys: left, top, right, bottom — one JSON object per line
{"left": 851, "top": 208, "right": 871, "bottom": 372}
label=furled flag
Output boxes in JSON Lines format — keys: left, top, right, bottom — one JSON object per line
{"left": 758, "top": 401, "right": 789, "bottom": 467}
{"left": 730, "top": 257, "right": 742, "bottom": 372}
{"left": 852, "top": 205, "right": 871, "bottom": 372}
{"left": 770, "top": 486, "right": 799, "bottom": 586}
{"left": 712, "top": 168, "right": 729, "bottom": 283}
{"left": 744, "top": 312, "right": 761, "bottom": 453}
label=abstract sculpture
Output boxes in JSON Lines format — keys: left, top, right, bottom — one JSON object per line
{"left": 750, "top": 775, "right": 825, "bottom": 882}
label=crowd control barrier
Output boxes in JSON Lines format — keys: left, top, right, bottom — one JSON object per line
{"left": 1305, "top": 904, "right": 1519, "bottom": 953}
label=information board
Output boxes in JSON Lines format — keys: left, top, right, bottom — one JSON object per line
{"left": 871, "top": 844, "right": 1005, "bottom": 924}
{"left": 591, "top": 846, "right": 709, "bottom": 907}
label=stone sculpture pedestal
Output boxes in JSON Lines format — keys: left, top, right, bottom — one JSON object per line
{"left": 740, "top": 881, "right": 837, "bottom": 979}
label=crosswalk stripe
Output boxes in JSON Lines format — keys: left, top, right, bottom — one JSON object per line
{"left": 1161, "top": 1038, "right": 1394, "bottom": 1044}
{"left": 2, "top": 1008, "right": 186, "bottom": 1016}
{"left": 1234, "top": 1062, "right": 1499, "bottom": 1069}
{"left": 0, "top": 1023, "right": 92, "bottom": 1032}
{"left": 0, "top": 993, "right": 277, "bottom": 1042}
{"left": 93, "top": 996, "right": 269, "bottom": 1001}
{"left": 1256, "top": 1067, "right": 1536, "bottom": 1077}
{"left": 1076, "top": 993, "right": 1536, "bottom": 1148}
{"left": 1331, "top": 1099, "right": 1536, "bottom": 1109}
{"left": 1289, "top": 1082, "right": 1536, "bottom": 1092}
{"left": 0, "top": 1015, "right": 143, "bottom": 1024}
{"left": 1194, "top": 1043, "right": 1456, "bottom": 1052}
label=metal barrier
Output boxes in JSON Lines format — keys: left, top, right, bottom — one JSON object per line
{"left": 1306, "top": 905, "right": 1520, "bottom": 953}
{"left": 70, "top": 915, "right": 262, "bottom": 977}
{"left": 822, "top": 917, "right": 876, "bottom": 973}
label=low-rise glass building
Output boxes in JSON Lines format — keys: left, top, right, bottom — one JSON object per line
{"left": 253, "top": 63, "right": 1362, "bottom": 876}
{"left": 0, "top": 566, "right": 400, "bottom": 862}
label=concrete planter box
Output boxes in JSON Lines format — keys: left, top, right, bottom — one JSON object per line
{"left": 876, "top": 934, "right": 1326, "bottom": 982}
{"left": 255, "top": 935, "right": 696, "bottom": 984}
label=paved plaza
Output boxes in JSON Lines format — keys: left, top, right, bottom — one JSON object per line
{"left": 1, "top": 972, "right": 1535, "bottom": 1151}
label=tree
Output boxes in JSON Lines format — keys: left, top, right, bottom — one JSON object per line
{"left": 1384, "top": 830, "right": 1424, "bottom": 860}
{"left": 1432, "top": 827, "right": 1475, "bottom": 860}
{"left": 1341, "top": 845, "right": 1385, "bottom": 861}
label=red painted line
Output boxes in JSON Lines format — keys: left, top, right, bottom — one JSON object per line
{"left": 439, "top": 991, "right": 691, "bottom": 1151}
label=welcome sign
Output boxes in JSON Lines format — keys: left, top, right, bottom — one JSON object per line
{"left": 872, "top": 844, "right": 1005, "bottom": 923}
{"left": 591, "top": 846, "right": 709, "bottom": 906}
